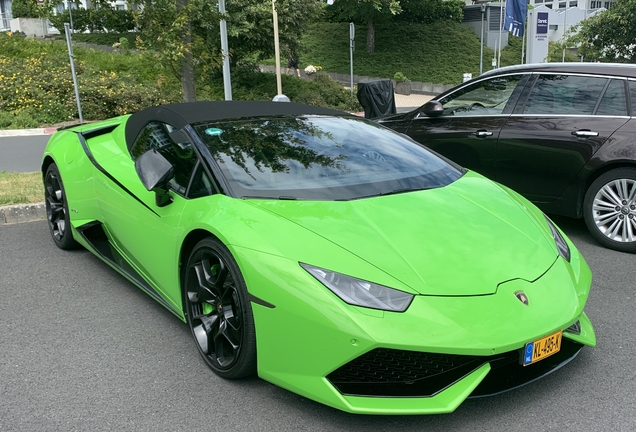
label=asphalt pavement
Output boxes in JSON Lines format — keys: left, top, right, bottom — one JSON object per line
{"left": 1, "top": 217, "right": 634, "bottom": 431}
{"left": 0, "top": 135, "right": 50, "bottom": 173}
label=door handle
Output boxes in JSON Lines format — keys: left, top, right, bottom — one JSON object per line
{"left": 572, "top": 130, "right": 599, "bottom": 138}
{"left": 474, "top": 130, "right": 493, "bottom": 138}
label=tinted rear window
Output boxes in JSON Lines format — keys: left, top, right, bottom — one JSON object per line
{"left": 194, "top": 116, "right": 462, "bottom": 200}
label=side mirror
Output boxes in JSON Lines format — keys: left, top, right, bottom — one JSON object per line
{"left": 420, "top": 100, "right": 444, "bottom": 117}
{"left": 135, "top": 149, "right": 175, "bottom": 207}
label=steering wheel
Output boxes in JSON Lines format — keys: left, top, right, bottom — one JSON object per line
{"left": 362, "top": 150, "right": 387, "bottom": 162}
{"left": 172, "top": 141, "right": 194, "bottom": 159}
{"left": 471, "top": 102, "right": 486, "bottom": 109}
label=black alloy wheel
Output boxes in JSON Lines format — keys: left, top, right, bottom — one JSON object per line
{"left": 184, "top": 238, "right": 256, "bottom": 379}
{"left": 584, "top": 168, "right": 636, "bottom": 253}
{"left": 44, "top": 163, "right": 79, "bottom": 250}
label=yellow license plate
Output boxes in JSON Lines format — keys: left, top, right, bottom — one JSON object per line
{"left": 522, "top": 330, "right": 562, "bottom": 366}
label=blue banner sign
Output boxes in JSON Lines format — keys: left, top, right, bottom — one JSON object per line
{"left": 537, "top": 12, "right": 549, "bottom": 35}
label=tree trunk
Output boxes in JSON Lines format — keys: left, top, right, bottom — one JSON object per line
{"left": 177, "top": 0, "right": 196, "bottom": 102}
{"left": 180, "top": 56, "right": 196, "bottom": 103}
{"left": 366, "top": 19, "right": 375, "bottom": 53}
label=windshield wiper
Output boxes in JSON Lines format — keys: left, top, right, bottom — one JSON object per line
{"left": 351, "top": 187, "right": 420, "bottom": 201}
{"left": 240, "top": 195, "right": 298, "bottom": 200}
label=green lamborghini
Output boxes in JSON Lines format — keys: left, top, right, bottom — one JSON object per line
{"left": 42, "top": 101, "right": 595, "bottom": 415}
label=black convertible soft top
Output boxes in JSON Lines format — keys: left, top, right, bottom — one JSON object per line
{"left": 125, "top": 101, "right": 347, "bottom": 152}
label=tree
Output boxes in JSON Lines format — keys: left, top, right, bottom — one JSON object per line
{"left": 325, "top": 0, "right": 401, "bottom": 53}
{"left": 135, "top": 0, "right": 322, "bottom": 102}
{"left": 570, "top": 0, "right": 636, "bottom": 62}
{"left": 11, "top": 0, "right": 49, "bottom": 18}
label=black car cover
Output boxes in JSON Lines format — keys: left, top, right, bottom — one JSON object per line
{"left": 356, "top": 79, "right": 397, "bottom": 119}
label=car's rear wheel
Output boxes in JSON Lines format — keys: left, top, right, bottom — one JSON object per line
{"left": 44, "top": 163, "right": 79, "bottom": 250}
{"left": 184, "top": 238, "right": 256, "bottom": 379}
{"left": 584, "top": 168, "right": 636, "bottom": 253}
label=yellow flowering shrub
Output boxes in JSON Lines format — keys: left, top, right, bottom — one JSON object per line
{"left": 0, "top": 32, "right": 180, "bottom": 128}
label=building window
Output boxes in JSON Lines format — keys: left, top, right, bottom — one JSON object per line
{"left": 569, "top": 0, "right": 577, "bottom": 6}
{"left": 604, "top": 1, "right": 611, "bottom": 8}
{"left": 558, "top": 1, "right": 565, "bottom": 8}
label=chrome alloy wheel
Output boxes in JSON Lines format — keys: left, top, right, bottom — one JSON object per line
{"left": 591, "top": 178, "right": 636, "bottom": 243}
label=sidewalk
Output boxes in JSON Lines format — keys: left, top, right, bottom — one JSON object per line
{"left": 394, "top": 93, "right": 433, "bottom": 112}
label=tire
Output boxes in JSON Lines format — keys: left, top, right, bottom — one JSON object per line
{"left": 583, "top": 168, "right": 636, "bottom": 253}
{"left": 183, "top": 237, "right": 257, "bottom": 379}
{"left": 44, "top": 163, "right": 79, "bottom": 250}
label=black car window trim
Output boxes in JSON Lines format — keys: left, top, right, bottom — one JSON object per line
{"left": 515, "top": 72, "right": 625, "bottom": 117}
{"left": 131, "top": 122, "right": 209, "bottom": 200}
{"left": 415, "top": 72, "right": 527, "bottom": 119}
{"left": 185, "top": 160, "right": 217, "bottom": 199}
{"left": 182, "top": 124, "right": 229, "bottom": 197}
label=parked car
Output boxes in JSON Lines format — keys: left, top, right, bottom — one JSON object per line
{"left": 379, "top": 63, "right": 636, "bottom": 253}
{"left": 42, "top": 101, "right": 594, "bottom": 415}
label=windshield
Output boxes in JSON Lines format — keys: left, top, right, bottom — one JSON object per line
{"left": 194, "top": 115, "right": 462, "bottom": 200}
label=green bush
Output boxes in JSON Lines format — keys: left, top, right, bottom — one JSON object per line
{"left": 393, "top": 72, "right": 409, "bottom": 83}
{"left": 65, "top": 32, "right": 138, "bottom": 47}
{"left": 102, "top": 9, "right": 136, "bottom": 33}
{"left": 49, "top": 8, "right": 136, "bottom": 34}
{"left": 204, "top": 68, "right": 361, "bottom": 112}
{"left": 397, "top": 0, "right": 465, "bottom": 24}
{"left": 0, "top": 32, "right": 180, "bottom": 128}
{"left": 10, "top": 0, "right": 39, "bottom": 18}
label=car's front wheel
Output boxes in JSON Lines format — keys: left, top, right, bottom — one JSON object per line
{"left": 184, "top": 238, "right": 257, "bottom": 379}
{"left": 44, "top": 163, "right": 79, "bottom": 250}
{"left": 584, "top": 168, "right": 636, "bottom": 253}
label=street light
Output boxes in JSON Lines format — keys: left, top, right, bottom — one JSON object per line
{"left": 475, "top": 0, "right": 491, "bottom": 74}
{"left": 480, "top": 3, "right": 486, "bottom": 74}
{"left": 218, "top": 0, "right": 232, "bottom": 100}
{"left": 271, "top": 0, "right": 288, "bottom": 101}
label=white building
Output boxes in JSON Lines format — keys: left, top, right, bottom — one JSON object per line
{"left": 462, "top": 0, "right": 615, "bottom": 50}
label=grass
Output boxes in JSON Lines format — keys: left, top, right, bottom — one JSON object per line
{"left": 0, "top": 171, "right": 44, "bottom": 206}
{"left": 300, "top": 21, "right": 500, "bottom": 86}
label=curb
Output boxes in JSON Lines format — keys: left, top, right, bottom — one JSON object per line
{"left": 0, "top": 202, "right": 47, "bottom": 225}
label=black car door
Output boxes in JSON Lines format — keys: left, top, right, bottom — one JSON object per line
{"left": 496, "top": 74, "right": 630, "bottom": 203}
{"left": 400, "top": 73, "right": 527, "bottom": 179}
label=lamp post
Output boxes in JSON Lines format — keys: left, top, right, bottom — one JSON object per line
{"left": 497, "top": 0, "right": 504, "bottom": 68}
{"left": 562, "top": 2, "right": 568, "bottom": 62}
{"left": 218, "top": 0, "right": 232, "bottom": 100}
{"left": 480, "top": 3, "right": 486, "bottom": 74}
{"left": 271, "top": 0, "right": 289, "bottom": 101}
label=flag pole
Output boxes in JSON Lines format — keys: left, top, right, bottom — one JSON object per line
{"left": 498, "top": 1, "right": 504, "bottom": 68}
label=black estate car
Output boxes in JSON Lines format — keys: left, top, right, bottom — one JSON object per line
{"left": 380, "top": 63, "right": 636, "bottom": 253}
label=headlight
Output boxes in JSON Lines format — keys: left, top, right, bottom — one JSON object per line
{"left": 300, "top": 263, "right": 414, "bottom": 312}
{"left": 544, "top": 216, "right": 571, "bottom": 262}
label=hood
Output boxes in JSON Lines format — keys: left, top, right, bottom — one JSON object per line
{"left": 249, "top": 172, "right": 558, "bottom": 296}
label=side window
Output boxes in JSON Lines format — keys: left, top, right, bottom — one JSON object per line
{"left": 130, "top": 122, "right": 198, "bottom": 196}
{"left": 523, "top": 74, "right": 607, "bottom": 115}
{"left": 437, "top": 74, "right": 523, "bottom": 117}
{"left": 596, "top": 79, "right": 628, "bottom": 116}
{"left": 187, "top": 163, "right": 214, "bottom": 199}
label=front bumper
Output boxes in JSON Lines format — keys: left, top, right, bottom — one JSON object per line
{"left": 234, "top": 246, "right": 595, "bottom": 415}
